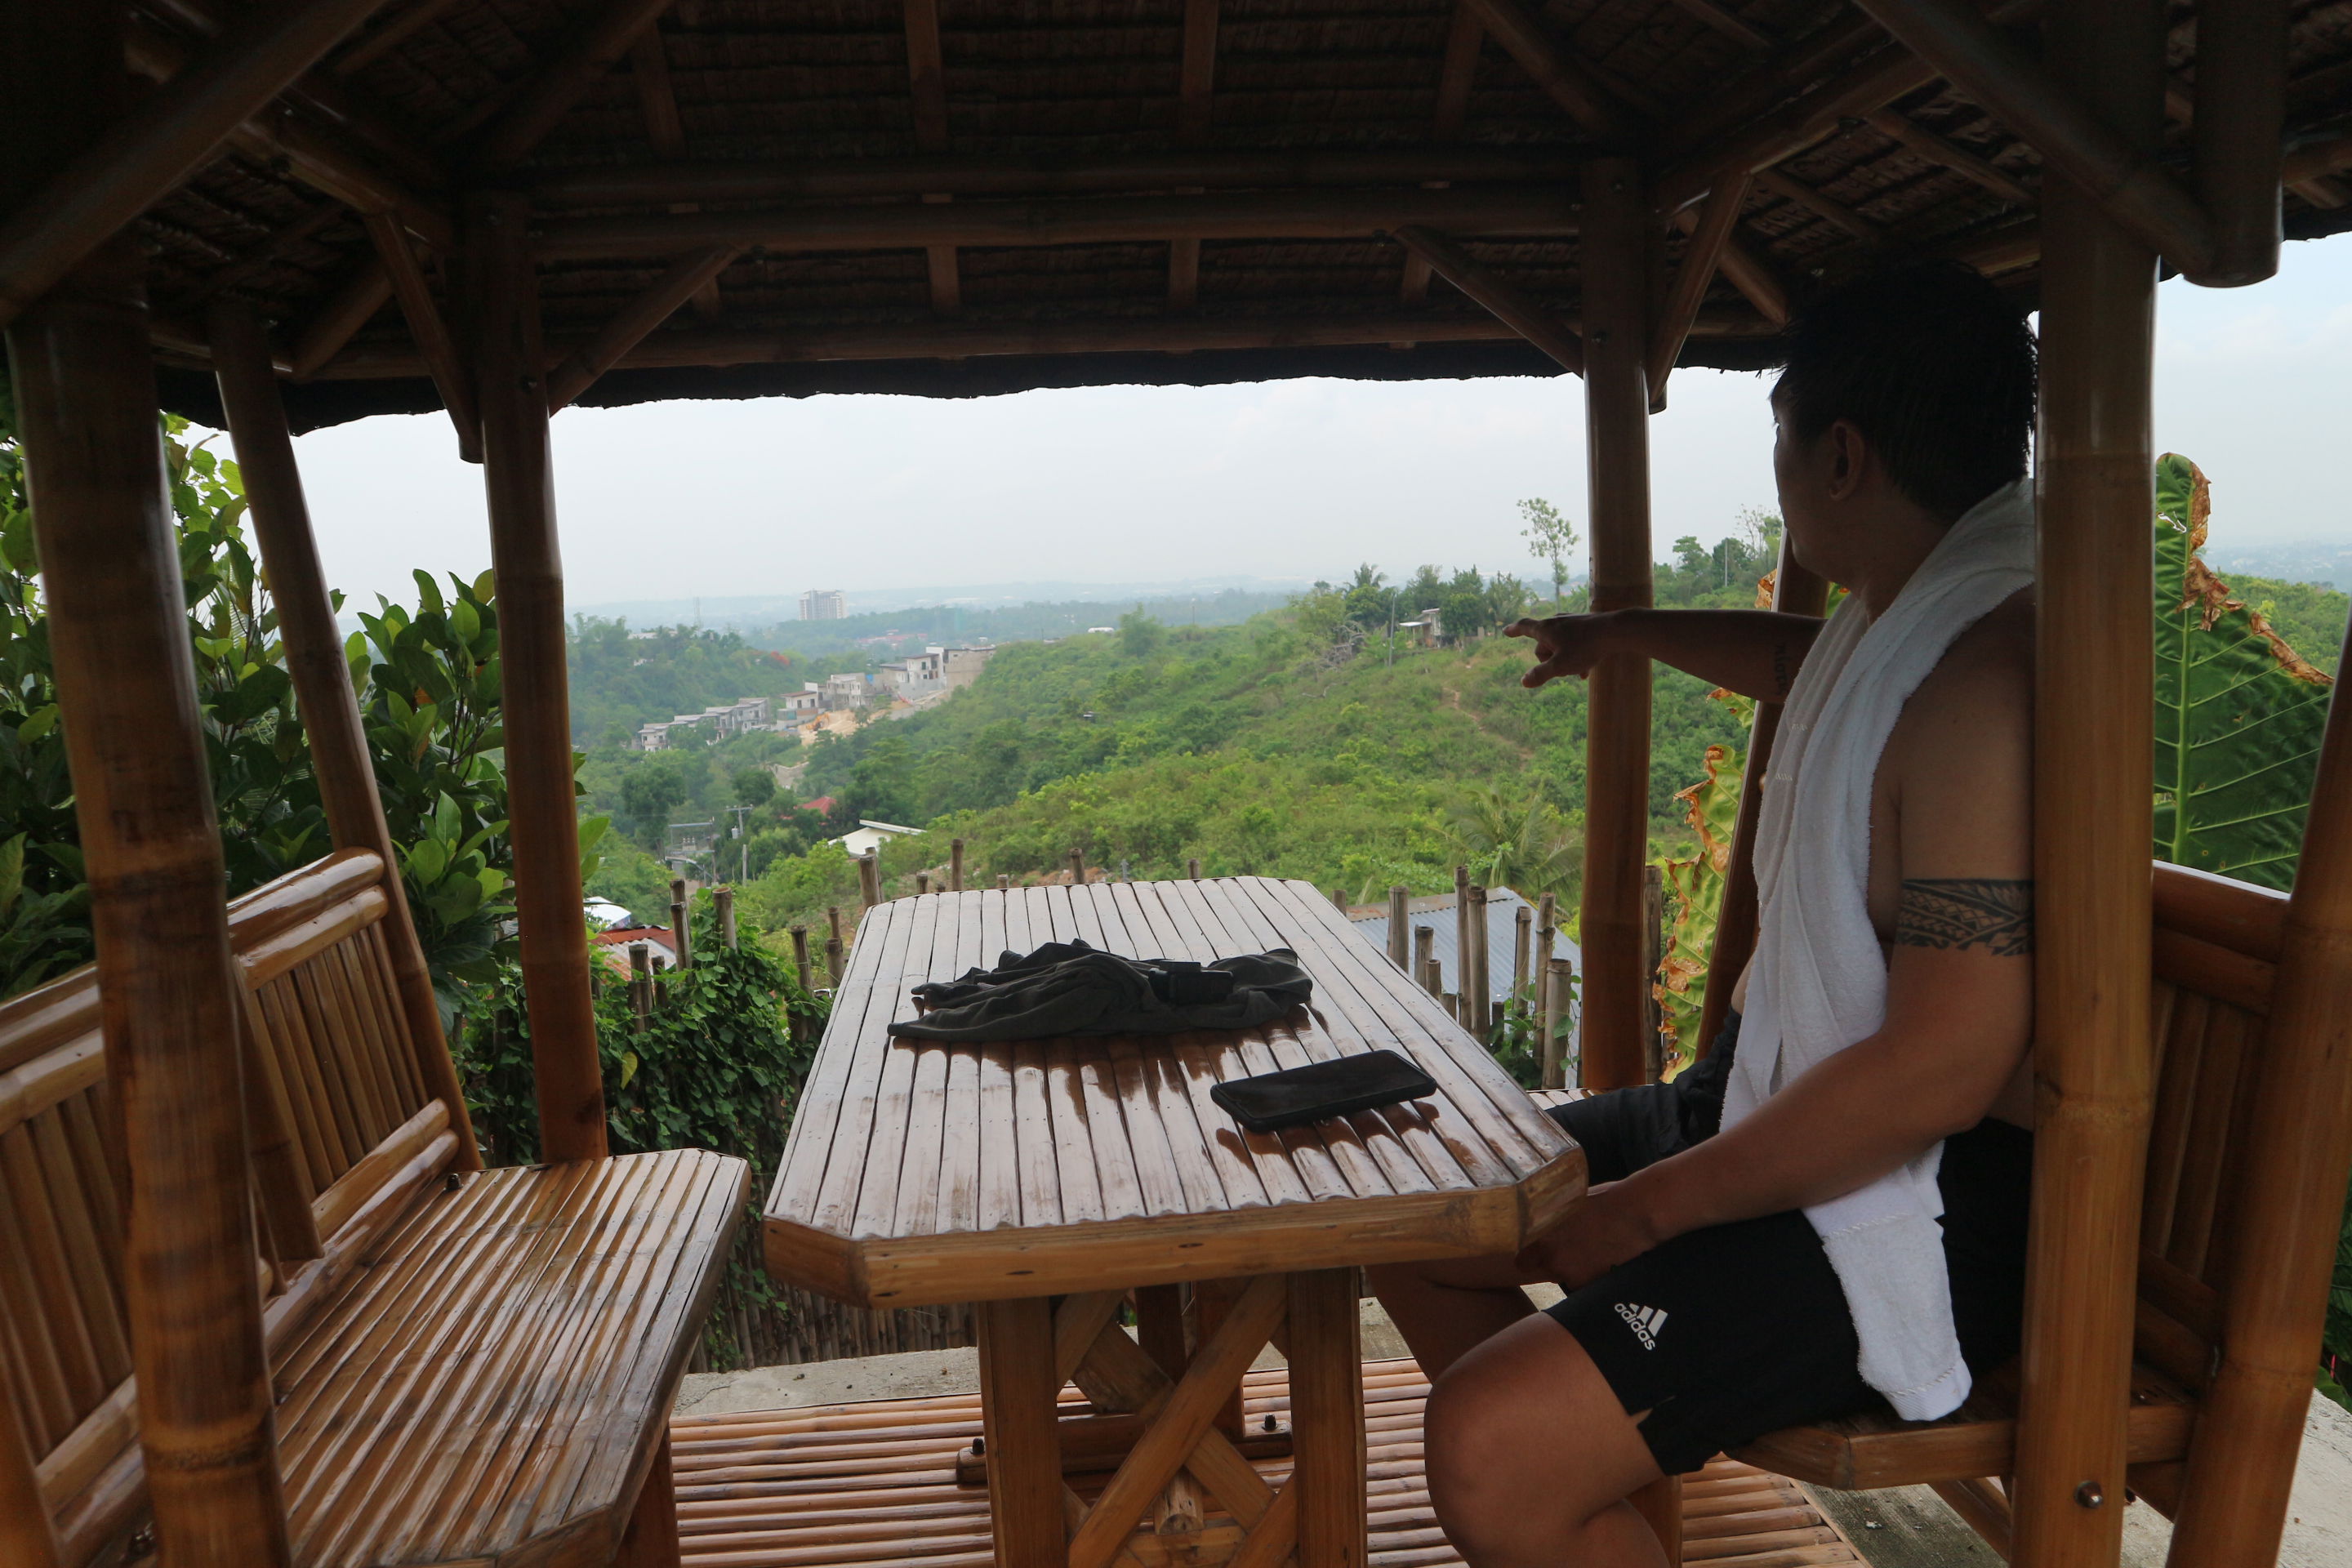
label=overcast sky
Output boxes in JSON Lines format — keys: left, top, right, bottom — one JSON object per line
{"left": 274, "top": 232, "right": 2352, "bottom": 614}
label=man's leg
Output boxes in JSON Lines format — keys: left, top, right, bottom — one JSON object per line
{"left": 1423, "top": 1313, "right": 1667, "bottom": 1568}
{"left": 1365, "top": 1252, "right": 1544, "bottom": 1379}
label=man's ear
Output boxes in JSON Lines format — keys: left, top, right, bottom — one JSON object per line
{"left": 1824, "top": 420, "right": 1866, "bottom": 498}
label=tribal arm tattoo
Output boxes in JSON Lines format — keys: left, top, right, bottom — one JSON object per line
{"left": 1894, "top": 879, "right": 2034, "bottom": 957}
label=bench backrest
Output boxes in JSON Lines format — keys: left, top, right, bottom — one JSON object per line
{"left": 0, "top": 849, "right": 458, "bottom": 1564}
{"left": 2135, "top": 862, "right": 2292, "bottom": 1400}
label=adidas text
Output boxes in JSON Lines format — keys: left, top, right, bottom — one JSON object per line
{"left": 1614, "top": 1302, "right": 1668, "bottom": 1350}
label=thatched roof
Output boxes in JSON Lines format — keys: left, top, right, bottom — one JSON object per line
{"left": 129, "top": 0, "right": 2352, "bottom": 430}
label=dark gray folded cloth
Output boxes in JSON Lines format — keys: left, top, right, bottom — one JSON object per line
{"left": 887, "top": 938, "right": 1312, "bottom": 1043}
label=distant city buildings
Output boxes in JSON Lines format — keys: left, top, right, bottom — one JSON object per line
{"left": 635, "top": 695, "right": 775, "bottom": 751}
{"left": 800, "top": 589, "right": 848, "bottom": 621}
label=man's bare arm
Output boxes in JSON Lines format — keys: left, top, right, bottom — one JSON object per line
{"left": 1506, "top": 609, "right": 1825, "bottom": 701}
{"left": 1517, "top": 608, "right": 2034, "bottom": 1284}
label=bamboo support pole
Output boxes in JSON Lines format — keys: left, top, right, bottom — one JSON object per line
{"left": 716, "top": 885, "right": 737, "bottom": 950}
{"left": 630, "top": 944, "right": 653, "bottom": 1031}
{"left": 1388, "top": 225, "right": 1584, "bottom": 375}
{"left": 2164, "top": 626, "right": 2352, "bottom": 1557}
{"left": 1847, "top": 0, "right": 2212, "bottom": 274}
{"left": 1578, "top": 157, "right": 1656, "bottom": 1095}
{"left": 826, "top": 936, "right": 844, "bottom": 986}
{"left": 976, "top": 1299, "right": 1063, "bottom": 1568}
{"left": 1414, "top": 928, "right": 1438, "bottom": 1000}
{"left": 10, "top": 207, "right": 292, "bottom": 1568}
{"left": 790, "top": 924, "right": 813, "bottom": 991}
{"left": 1331, "top": 887, "right": 1347, "bottom": 910}
{"left": 999, "top": 874, "right": 1012, "bottom": 890}
{"left": 464, "top": 188, "right": 607, "bottom": 1162}
{"left": 1468, "top": 884, "right": 1491, "bottom": 1035}
{"left": 916, "top": 872, "right": 931, "bottom": 895}
{"left": 1541, "top": 957, "right": 1575, "bottom": 1089}
{"left": 0, "top": 0, "right": 396, "bottom": 331}
{"left": 951, "top": 839, "right": 966, "bottom": 892}
{"left": 1695, "top": 542, "right": 1830, "bottom": 1058}
{"left": 1068, "top": 848, "right": 1087, "bottom": 885}
{"left": 1187, "top": 858, "right": 1202, "bottom": 880}
{"left": 1387, "top": 887, "right": 1410, "bottom": 970}
{"left": 1512, "top": 905, "right": 1533, "bottom": 1011}
{"left": 1452, "top": 866, "right": 1472, "bottom": 1013}
{"left": 2009, "top": 0, "right": 2163, "bottom": 1556}
{"left": 363, "top": 209, "right": 479, "bottom": 461}
{"left": 672, "top": 882, "right": 690, "bottom": 970}
{"left": 546, "top": 243, "right": 742, "bottom": 411}
{"left": 537, "top": 185, "right": 1579, "bottom": 261}
{"left": 1646, "top": 171, "right": 1749, "bottom": 408}
{"left": 207, "top": 301, "right": 483, "bottom": 1168}
{"left": 2188, "top": 0, "right": 2287, "bottom": 286}
{"left": 1288, "top": 1268, "right": 1369, "bottom": 1568}
{"left": 859, "top": 853, "right": 884, "bottom": 910}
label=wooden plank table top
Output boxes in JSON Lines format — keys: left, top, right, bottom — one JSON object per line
{"left": 764, "top": 876, "right": 1585, "bottom": 1309}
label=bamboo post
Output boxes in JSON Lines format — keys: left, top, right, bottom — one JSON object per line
{"left": 790, "top": 924, "right": 813, "bottom": 991}
{"left": 1187, "top": 858, "right": 1201, "bottom": 880}
{"left": 1542, "top": 957, "right": 1575, "bottom": 1089}
{"left": 7, "top": 17, "right": 292, "bottom": 1552}
{"left": 1289, "top": 1269, "right": 1369, "bottom": 1568}
{"left": 1414, "top": 927, "right": 1438, "bottom": 998}
{"left": 207, "top": 300, "right": 482, "bottom": 1168}
{"left": 1387, "top": 886, "right": 1410, "bottom": 969}
{"left": 671, "top": 877, "right": 691, "bottom": 967}
{"left": 630, "top": 943, "right": 653, "bottom": 1032}
{"left": 1695, "top": 541, "right": 1831, "bottom": 1058}
{"left": 858, "top": 852, "right": 883, "bottom": 909}
{"left": 1444, "top": 992, "right": 1461, "bottom": 1022}
{"left": 825, "top": 935, "right": 844, "bottom": 986}
{"left": 1512, "top": 904, "right": 1533, "bottom": 1011}
{"left": 916, "top": 871, "right": 930, "bottom": 895}
{"left": 715, "top": 885, "right": 737, "bottom": 949}
{"left": 2187, "top": 0, "right": 2287, "bottom": 287}
{"left": 1330, "top": 887, "right": 1347, "bottom": 910}
{"left": 827, "top": 905, "right": 844, "bottom": 947}
{"left": 463, "top": 187, "right": 606, "bottom": 1161}
{"left": 2166, "top": 630, "right": 2352, "bottom": 1561}
{"left": 951, "top": 837, "right": 965, "bottom": 891}
{"left": 1452, "top": 864, "right": 1471, "bottom": 1014}
{"left": 998, "top": 874, "right": 1011, "bottom": 890}
{"left": 1468, "top": 884, "right": 1491, "bottom": 1034}
{"left": 1068, "top": 847, "right": 1087, "bottom": 884}
{"left": 2008, "top": 0, "right": 2163, "bottom": 1557}
{"left": 1642, "top": 865, "right": 1667, "bottom": 1080}
{"left": 1577, "top": 155, "right": 1656, "bottom": 1094}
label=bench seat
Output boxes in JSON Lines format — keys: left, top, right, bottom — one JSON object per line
{"left": 271, "top": 1145, "right": 748, "bottom": 1568}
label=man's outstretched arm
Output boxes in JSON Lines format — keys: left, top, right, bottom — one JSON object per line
{"left": 1508, "top": 609, "right": 1826, "bottom": 702}
{"left": 1518, "top": 609, "right": 2034, "bottom": 1285}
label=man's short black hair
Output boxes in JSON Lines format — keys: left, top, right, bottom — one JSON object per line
{"left": 1770, "top": 262, "right": 2037, "bottom": 523}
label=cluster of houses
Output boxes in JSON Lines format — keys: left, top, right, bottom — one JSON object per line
{"left": 630, "top": 644, "right": 1000, "bottom": 751}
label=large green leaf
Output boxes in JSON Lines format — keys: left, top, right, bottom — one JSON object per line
{"left": 2153, "top": 453, "right": 2336, "bottom": 891}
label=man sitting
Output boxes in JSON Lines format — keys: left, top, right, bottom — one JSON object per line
{"left": 1370, "top": 262, "right": 2042, "bottom": 1568}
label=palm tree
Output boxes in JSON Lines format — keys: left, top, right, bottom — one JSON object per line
{"left": 1438, "top": 784, "right": 1581, "bottom": 903}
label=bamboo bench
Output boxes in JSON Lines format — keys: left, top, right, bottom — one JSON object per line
{"left": 2, "top": 847, "right": 748, "bottom": 1568}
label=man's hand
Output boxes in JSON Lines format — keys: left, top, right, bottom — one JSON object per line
{"left": 1505, "top": 613, "right": 1616, "bottom": 688}
{"left": 1512, "top": 1180, "right": 1664, "bottom": 1290}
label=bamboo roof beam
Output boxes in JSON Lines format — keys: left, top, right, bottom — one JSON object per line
{"left": 629, "top": 29, "right": 723, "bottom": 322}
{"left": 1168, "top": 0, "right": 1222, "bottom": 309}
{"left": 0, "top": 0, "right": 399, "bottom": 331}
{"left": 291, "top": 259, "right": 394, "bottom": 378}
{"left": 1659, "top": 0, "right": 1777, "bottom": 52}
{"left": 534, "top": 184, "right": 1579, "bottom": 259}
{"left": 904, "top": 0, "right": 963, "bottom": 317}
{"left": 532, "top": 148, "right": 1581, "bottom": 206}
{"left": 1682, "top": 207, "right": 1791, "bottom": 324}
{"left": 123, "top": 21, "right": 456, "bottom": 252}
{"left": 316, "top": 306, "right": 1773, "bottom": 379}
{"left": 1647, "top": 171, "right": 1751, "bottom": 404}
{"left": 1461, "top": 0, "right": 1651, "bottom": 144}
{"left": 545, "top": 243, "right": 742, "bottom": 408}
{"left": 1847, "top": 0, "right": 2215, "bottom": 274}
{"left": 2189, "top": 0, "right": 2288, "bottom": 284}
{"left": 2284, "top": 130, "right": 2352, "bottom": 185}
{"left": 1388, "top": 225, "right": 1585, "bottom": 374}
{"left": 1863, "top": 106, "right": 2036, "bottom": 206}
{"left": 332, "top": 0, "right": 466, "bottom": 78}
{"left": 1401, "top": 2, "right": 1486, "bottom": 308}
{"left": 1753, "top": 166, "right": 1886, "bottom": 245}
{"left": 474, "top": 0, "right": 675, "bottom": 170}
{"left": 363, "top": 209, "right": 480, "bottom": 460}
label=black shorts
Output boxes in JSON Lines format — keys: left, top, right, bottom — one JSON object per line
{"left": 1540, "top": 1013, "right": 2034, "bottom": 1477}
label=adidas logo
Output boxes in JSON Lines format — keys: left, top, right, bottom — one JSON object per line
{"left": 1615, "top": 1302, "right": 1668, "bottom": 1350}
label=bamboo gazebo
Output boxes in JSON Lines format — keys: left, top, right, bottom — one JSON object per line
{"left": 2, "top": 2, "right": 2352, "bottom": 1567}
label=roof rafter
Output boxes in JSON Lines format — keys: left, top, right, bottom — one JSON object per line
{"left": 1389, "top": 225, "right": 1584, "bottom": 375}
{"left": 903, "top": 0, "right": 962, "bottom": 317}
{"left": 1401, "top": 1, "right": 1488, "bottom": 307}
{"left": 630, "top": 28, "right": 723, "bottom": 322}
{"left": 475, "top": 0, "right": 675, "bottom": 170}
{"left": 1168, "top": 0, "right": 1222, "bottom": 309}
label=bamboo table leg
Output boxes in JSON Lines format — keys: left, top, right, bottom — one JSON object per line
{"left": 981, "top": 1297, "right": 1066, "bottom": 1568}
{"left": 1287, "top": 1269, "right": 1367, "bottom": 1568}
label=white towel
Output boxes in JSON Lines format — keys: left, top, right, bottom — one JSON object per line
{"left": 1721, "top": 477, "right": 2035, "bottom": 1422}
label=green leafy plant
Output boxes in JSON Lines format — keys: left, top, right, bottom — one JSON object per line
{"left": 2154, "top": 453, "right": 2335, "bottom": 891}
{"left": 1651, "top": 709, "right": 1749, "bottom": 1067}
{"left": 1438, "top": 783, "right": 1583, "bottom": 906}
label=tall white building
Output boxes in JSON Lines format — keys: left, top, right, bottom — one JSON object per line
{"left": 799, "top": 589, "right": 847, "bottom": 621}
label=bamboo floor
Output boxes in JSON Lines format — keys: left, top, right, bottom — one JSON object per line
{"left": 668, "top": 1357, "right": 1869, "bottom": 1568}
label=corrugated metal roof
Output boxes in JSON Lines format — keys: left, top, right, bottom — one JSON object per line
{"left": 1348, "top": 889, "right": 1580, "bottom": 1019}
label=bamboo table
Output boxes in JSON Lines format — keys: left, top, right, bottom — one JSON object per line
{"left": 764, "top": 875, "right": 1584, "bottom": 1568}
